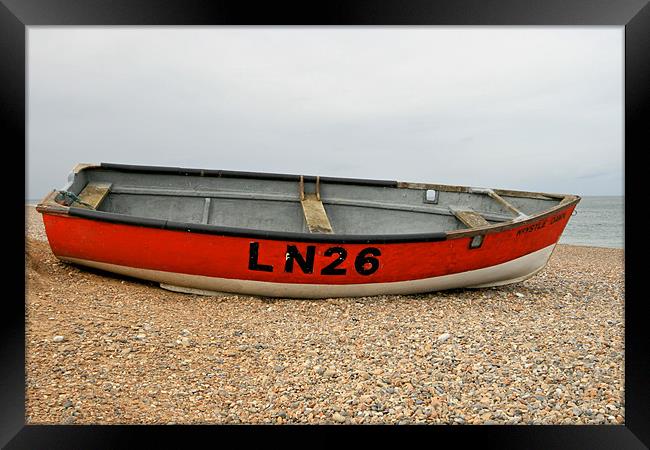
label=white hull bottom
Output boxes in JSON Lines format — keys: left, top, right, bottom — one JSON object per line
{"left": 61, "top": 244, "right": 555, "bottom": 298}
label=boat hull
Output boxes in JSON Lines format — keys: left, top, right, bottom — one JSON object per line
{"left": 41, "top": 205, "right": 575, "bottom": 298}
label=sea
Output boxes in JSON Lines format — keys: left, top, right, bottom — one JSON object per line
{"left": 25, "top": 195, "right": 624, "bottom": 249}
{"left": 559, "top": 196, "right": 624, "bottom": 249}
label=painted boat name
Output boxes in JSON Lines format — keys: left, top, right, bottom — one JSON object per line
{"left": 248, "top": 242, "right": 381, "bottom": 275}
{"left": 516, "top": 212, "right": 566, "bottom": 237}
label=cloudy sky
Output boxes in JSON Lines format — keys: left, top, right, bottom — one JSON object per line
{"left": 27, "top": 27, "right": 623, "bottom": 199}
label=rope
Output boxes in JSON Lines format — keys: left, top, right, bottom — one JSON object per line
{"left": 55, "top": 190, "right": 94, "bottom": 209}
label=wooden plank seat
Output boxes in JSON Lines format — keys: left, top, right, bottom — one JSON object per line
{"left": 76, "top": 182, "right": 112, "bottom": 209}
{"left": 450, "top": 206, "right": 490, "bottom": 229}
{"left": 299, "top": 176, "right": 333, "bottom": 233}
{"left": 301, "top": 194, "right": 334, "bottom": 233}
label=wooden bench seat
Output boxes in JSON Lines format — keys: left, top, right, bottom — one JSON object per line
{"left": 450, "top": 207, "right": 490, "bottom": 229}
{"left": 299, "top": 175, "right": 333, "bottom": 233}
{"left": 301, "top": 194, "right": 333, "bottom": 233}
{"left": 76, "top": 182, "right": 112, "bottom": 209}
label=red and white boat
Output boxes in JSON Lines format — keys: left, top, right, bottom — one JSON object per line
{"left": 36, "top": 163, "right": 579, "bottom": 298}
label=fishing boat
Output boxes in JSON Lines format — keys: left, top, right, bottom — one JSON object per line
{"left": 36, "top": 163, "right": 579, "bottom": 298}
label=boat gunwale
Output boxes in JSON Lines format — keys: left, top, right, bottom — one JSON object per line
{"left": 99, "top": 162, "right": 400, "bottom": 188}
{"left": 36, "top": 163, "right": 581, "bottom": 244}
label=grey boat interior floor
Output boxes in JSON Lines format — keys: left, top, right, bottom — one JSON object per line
{"left": 67, "top": 168, "right": 563, "bottom": 235}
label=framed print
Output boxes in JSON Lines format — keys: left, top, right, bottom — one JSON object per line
{"left": 2, "top": 0, "right": 648, "bottom": 448}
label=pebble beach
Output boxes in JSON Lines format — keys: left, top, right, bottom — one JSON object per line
{"left": 25, "top": 206, "right": 625, "bottom": 425}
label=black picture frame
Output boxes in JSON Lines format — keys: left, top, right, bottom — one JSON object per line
{"left": 2, "top": 0, "right": 648, "bottom": 448}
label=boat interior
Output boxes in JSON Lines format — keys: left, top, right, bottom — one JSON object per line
{"left": 51, "top": 165, "right": 570, "bottom": 236}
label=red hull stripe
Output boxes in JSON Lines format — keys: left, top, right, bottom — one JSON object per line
{"left": 42, "top": 205, "right": 575, "bottom": 285}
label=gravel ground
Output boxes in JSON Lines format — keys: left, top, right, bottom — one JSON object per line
{"left": 25, "top": 206, "right": 625, "bottom": 425}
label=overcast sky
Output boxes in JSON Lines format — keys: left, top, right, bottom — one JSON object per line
{"left": 27, "top": 27, "right": 623, "bottom": 199}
